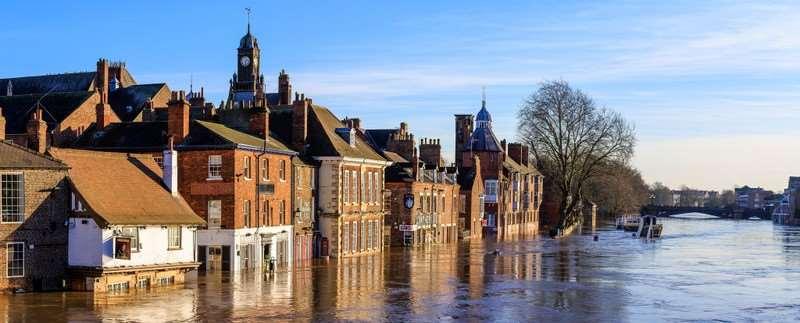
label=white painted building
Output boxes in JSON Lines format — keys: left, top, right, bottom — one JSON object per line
{"left": 51, "top": 148, "right": 205, "bottom": 293}
{"left": 198, "top": 225, "right": 293, "bottom": 272}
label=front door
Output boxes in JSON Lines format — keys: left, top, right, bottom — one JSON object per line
{"left": 263, "top": 244, "right": 272, "bottom": 270}
{"left": 207, "top": 246, "right": 223, "bottom": 271}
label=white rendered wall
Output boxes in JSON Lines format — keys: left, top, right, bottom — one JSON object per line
{"left": 101, "top": 225, "right": 196, "bottom": 268}
{"left": 68, "top": 218, "right": 103, "bottom": 267}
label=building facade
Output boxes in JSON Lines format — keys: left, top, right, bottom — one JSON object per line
{"left": 50, "top": 148, "right": 205, "bottom": 293}
{"left": 0, "top": 140, "right": 70, "bottom": 292}
{"left": 455, "top": 98, "right": 542, "bottom": 238}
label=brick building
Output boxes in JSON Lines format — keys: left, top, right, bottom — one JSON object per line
{"left": 0, "top": 140, "right": 70, "bottom": 292}
{"left": 271, "top": 99, "right": 390, "bottom": 258}
{"left": 50, "top": 148, "right": 204, "bottom": 293}
{"left": 455, "top": 97, "right": 543, "bottom": 238}
{"left": 457, "top": 155, "right": 485, "bottom": 239}
{"left": 364, "top": 123, "right": 460, "bottom": 246}
{"left": 0, "top": 59, "right": 170, "bottom": 147}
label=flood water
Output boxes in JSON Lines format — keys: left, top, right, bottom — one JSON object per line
{"left": 3, "top": 216, "right": 800, "bottom": 322}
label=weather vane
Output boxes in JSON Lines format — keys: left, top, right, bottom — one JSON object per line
{"left": 245, "top": 7, "right": 252, "bottom": 30}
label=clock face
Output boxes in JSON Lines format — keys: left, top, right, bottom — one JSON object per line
{"left": 240, "top": 56, "right": 251, "bottom": 67}
{"left": 403, "top": 194, "right": 414, "bottom": 209}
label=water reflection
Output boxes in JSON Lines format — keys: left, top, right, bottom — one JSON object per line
{"left": 1, "top": 218, "right": 800, "bottom": 321}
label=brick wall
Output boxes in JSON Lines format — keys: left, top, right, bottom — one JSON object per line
{"left": 0, "top": 168, "right": 69, "bottom": 292}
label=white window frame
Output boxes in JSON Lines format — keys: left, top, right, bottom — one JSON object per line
{"left": 343, "top": 170, "right": 350, "bottom": 204}
{"left": 279, "top": 160, "right": 286, "bottom": 182}
{"left": 167, "top": 226, "right": 182, "bottom": 250}
{"left": 243, "top": 156, "right": 252, "bottom": 180}
{"left": 208, "top": 155, "right": 223, "bottom": 180}
{"left": 6, "top": 242, "right": 24, "bottom": 278}
{"left": 1, "top": 173, "right": 24, "bottom": 223}
{"left": 207, "top": 200, "right": 222, "bottom": 229}
{"left": 121, "top": 227, "right": 140, "bottom": 252}
{"left": 243, "top": 200, "right": 251, "bottom": 228}
{"left": 351, "top": 171, "right": 358, "bottom": 204}
{"left": 261, "top": 158, "right": 270, "bottom": 181}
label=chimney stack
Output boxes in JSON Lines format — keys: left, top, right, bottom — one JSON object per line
{"left": 95, "top": 59, "right": 112, "bottom": 130}
{"left": 163, "top": 137, "right": 179, "bottom": 196}
{"left": 167, "top": 91, "right": 190, "bottom": 144}
{"left": 292, "top": 95, "right": 309, "bottom": 151}
{"left": 507, "top": 143, "right": 529, "bottom": 166}
{"left": 419, "top": 137, "right": 443, "bottom": 168}
{"left": 27, "top": 107, "right": 47, "bottom": 153}
{"left": 0, "top": 107, "right": 5, "bottom": 141}
{"left": 278, "top": 70, "right": 292, "bottom": 105}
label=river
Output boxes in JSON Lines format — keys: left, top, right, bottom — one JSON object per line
{"left": 2, "top": 216, "right": 800, "bottom": 322}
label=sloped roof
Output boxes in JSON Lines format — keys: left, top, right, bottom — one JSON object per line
{"left": 503, "top": 157, "right": 542, "bottom": 175}
{"left": 0, "top": 91, "right": 95, "bottom": 133}
{"left": 363, "top": 129, "right": 396, "bottom": 151}
{"left": 109, "top": 83, "right": 169, "bottom": 122}
{"left": 306, "top": 106, "right": 386, "bottom": 161}
{"left": 182, "top": 120, "right": 295, "bottom": 154}
{"left": 385, "top": 163, "right": 415, "bottom": 182}
{"left": 383, "top": 150, "right": 409, "bottom": 163}
{"left": 49, "top": 148, "right": 205, "bottom": 226}
{"left": 0, "top": 141, "right": 68, "bottom": 169}
{"left": 0, "top": 72, "right": 96, "bottom": 95}
{"left": 466, "top": 127, "right": 502, "bottom": 152}
{"left": 73, "top": 121, "right": 169, "bottom": 152}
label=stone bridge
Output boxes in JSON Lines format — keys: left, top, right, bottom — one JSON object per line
{"left": 640, "top": 205, "right": 734, "bottom": 218}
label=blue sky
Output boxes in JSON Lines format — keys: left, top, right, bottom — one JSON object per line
{"left": 3, "top": 0, "right": 800, "bottom": 191}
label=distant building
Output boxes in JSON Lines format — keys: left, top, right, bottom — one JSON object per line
{"left": 0, "top": 140, "right": 69, "bottom": 292}
{"left": 51, "top": 148, "right": 205, "bottom": 293}
{"left": 454, "top": 97, "right": 542, "bottom": 237}
{"left": 735, "top": 186, "right": 772, "bottom": 209}
{"left": 0, "top": 59, "right": 170, "bottom": 147}
{"left": 773, "top": 177, "right": 800, "bottom": 225}
{"left": 363, "top": 122, "right": 460, "bottom": 247}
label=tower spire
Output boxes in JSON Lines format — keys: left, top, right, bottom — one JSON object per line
{"left": 245, "top": 7, "right": 252, "bottom": 33}
{"left": 481, "top": 86, "right": 486, "bottom": 108}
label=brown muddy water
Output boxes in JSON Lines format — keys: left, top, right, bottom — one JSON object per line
{"left": 2, "top": 217, "right": 800, "bottom": 322}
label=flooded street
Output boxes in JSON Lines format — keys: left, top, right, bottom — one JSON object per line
{"left": 3, "top": 217, "right": 800, "bottom": 322}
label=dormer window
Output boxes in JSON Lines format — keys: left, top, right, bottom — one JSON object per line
{"left": 71, "top": 192, "right": 86, "bottom": 212}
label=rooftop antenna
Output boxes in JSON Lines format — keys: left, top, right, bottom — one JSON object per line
{"left": 189, "top": 73, "right": 193, "bottom": 94}
{"left": 245, "top": 7, "right": 252, "bottom": 33}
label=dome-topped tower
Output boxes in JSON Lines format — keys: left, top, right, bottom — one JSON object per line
{"left": 475, "top": 101, "right": 492, "bottom": 128}
{"left": 465, "top": 93, "right": 502, "bottom": 152}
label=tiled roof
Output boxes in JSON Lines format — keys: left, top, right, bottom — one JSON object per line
{"left": 182, "top": 120, "right": 295, "bottom": 154}
{"left": 306, "top": 105, "right": 386, "bottom": 161}
{"left": 49, "top": 148, "right": 204, "bottom": 226}
{"left": 382, "top": 150, "right": 408, "bottom": 163}
{"left": 363, "top": 129, "right": 396, "bottom": 151}
{"left": 466, "top": 127, "right": 502, "bottom": 152}
{"left": 0, "top": 91, "right": 96, "bottom": 133}
{"left": 503, "top": 157, "right": 542, "bottom": 175}
{"left": 73, "top": 122, "right": 168, "bottom": 152}
{"left": 385, "top": 163, "right": 415, "bottom": 182}
{"left": 109, "top": 83, "right": 169, "bottom": 122}
{"left": 0, "top": 72, "right": 96, "bottom": 95}
{"left": 0, "top": 141, "right": 68, "bottom": 169}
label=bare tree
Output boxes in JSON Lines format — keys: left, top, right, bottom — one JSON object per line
{"left": 518, "top": 80, "right": 635, "bottom": 230}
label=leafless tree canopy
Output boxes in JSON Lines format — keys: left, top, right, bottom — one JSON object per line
{"left": 518, "top": 80, "right": 635, "bottom": 228}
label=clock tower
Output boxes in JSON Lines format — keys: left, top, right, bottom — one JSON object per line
{"left": 227, "top": 20, "right": 266, "bottom": 108}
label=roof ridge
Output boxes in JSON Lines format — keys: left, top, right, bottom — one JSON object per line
{"left": 1, "top": 140, "right": 67, "bottom": 165}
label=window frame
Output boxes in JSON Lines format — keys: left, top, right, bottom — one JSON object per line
{"left": 243, "top": 156, "right": 252, "bottom": 180}
{"left": 207, "top": 155, "right": 223, "bottom": 180}
{"left": 207, "top": 200, "right": 222, "bottom": 229}
{"left": 121, "top": 227, "right": 140, "bottom": 252}
{"left": 6, "top": 242, "right": 24, "bottom": 278}
{"left": 243, "top": 200, "right": 251, "bottom": 228}
{"left": 167, "top": 226, "right": 182, "bottom": 250}
{"left": 261, "top": 158, "right": 270, "bottom": 181}
{"left": 1, "top": 173, "right": 24, "bottom": 223}
{"left": 343, "top": 170, "right": 350, "bottom": 204}
{"left": 279, "top": 160, "right": 286, "bottom": 182}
